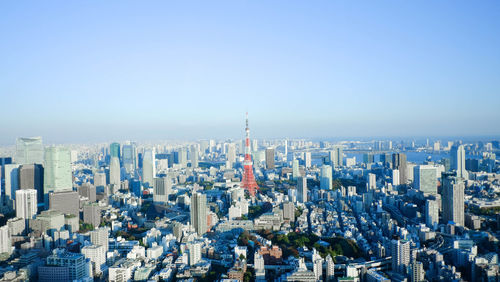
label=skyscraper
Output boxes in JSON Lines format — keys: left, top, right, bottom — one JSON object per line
{"left": 450, "top": 144, "right": 467, "bottom": 179}
{"left": 0, "top": 225, "right": 11, "bottom": 254}
{"left": 330, "top": 145, "right": 343, "bottom": 168}
{"left": 3, "top": 164, "right": 20, "bottom": 202}
{"left": 49, "top": 191, "right": 79, "bottom": 216}
{"left": 188, "top": 241, "right": 202, "bottom": 266}
{"left": 191, "top": 192, "right": 207, "bottom": 236}
{"left": 425, "top": 199, "right": 439, "bottom": 229}
{"left": 15, "top": 189, "right": 37, "bottom": 219}
{"left": 391, "top": 239, "right": 410, "bottom": 275}
{"left": 153, "top": 177, "right": 171, "bottom": 204}
{"left": 15, "top": 137, "right": 44, "bottom": 165}
{"left": 44, "top": 146, "right": 72, "bottom": 205}
{"left": 90, "top": 227, "right": 109, "bottom": 252}
{"left": 142, "top": 149, "right": 155, "bottom": 187}
{"left": 413, "top": 165, "right": 437, "bottom": 194}
{"left": 297, "top": 176, "right": 307, "bottom": 203}
{"left": 109, "top": 156, "right": 120, "bottom": 187}
{"left": 392, "top": 153, "right": 408, "bottom": 185}
{"left": 442, "top": 173, "right": 465, "bottom": 226}
{"left": 292, "top": 159, "right": 300, "bottom": 180}
{"left": 190, "top": 145, "right": 199, "bottom": 168}
{"left": 83, "top": 203, "right": 101, "bottom": 227}
{"left": 122, "top": 143, "right": 137, "bottom": 173}
{"left": 320, "top": 165, "right": 333, "bottom": 190}
{"left": 304, "top": 152, "right": 311, "bottom": 168}
{"left": 109, "top": 142, "right": 121, "bottom": 161}
{"left": 18, "top": 164, "right": 44, "bottom": 206}
{"left": 368, "top": 173, "right": 376, "bottom": 190}
{"left": 265, "top": 148, "right": 275, "bottom": 169}
{"left": 226, "top": 143, "right": 236, "bottom": 168}
{"left": 326, "top": 254, "right": 335, "bottom": 282}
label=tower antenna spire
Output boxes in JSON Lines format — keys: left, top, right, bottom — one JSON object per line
{"left": 241, "top": 112, "right": 259, "bottom": 197}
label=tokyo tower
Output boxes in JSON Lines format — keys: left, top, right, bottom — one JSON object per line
{"left": 241, "top": 112, "right": 259, "bottom": 197}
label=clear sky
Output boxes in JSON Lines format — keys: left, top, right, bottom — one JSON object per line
{"left": 1, "top": 1, "right": 499, "bottom": 144}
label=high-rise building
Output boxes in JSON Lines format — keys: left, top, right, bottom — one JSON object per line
{"left": 45, "top": 249, "right": 87, "bottom": 281}
{"left": 292, "top": 159, "right": 300, "bottom": 180}
{"left": 190, "top": 192, "right": 207, "bottom": 236}
{"left": 153, "top": 177, "right": 171, "bottom": 204}
{"left": 326, "top": 254, "right": 335, "bottom": 282}
{"left": 122, "top": 143, "right": 136, "bottom": 173}
{"left": 188, "top": 241, "right": 202, "bottom": 266}
{"left": 78, "top": 183, "right": 96, "bottom": 203}
{"left": 320, "top": 165, "right": 332, "bottom": 190}
{"left": 93, "top": 172, "right": 106, "bottom": 188}
{"left": 226, "top": 143, "right": 236, "bottom": 168}
{"left": 304, "top": 152, "right": 311, "bottom": 168}
{"left": 3, "top": 164, "right": 20, "bottom": 202}
{"left": 81, "top": 244, "right": 106, "bottom": 276}
{"left": 297, "top": 177, "right": 307, "bottom": 203}
{"left": 363, "top": 153, "right": 375, "bottom": 164}
{"left": 49, "top": 191, "right": 79, "bottom": 216}
{"left": 413, "top": 165, "right": 437, "bottom": 194}
{"left": 90, "top": 227, "right": 109, "bottom": 252}
{"left": 142, "top": 149, "right": 155, "bottom": 187}
{"left": 15, "top": 189, "right": 37, "bottom": 219}
{"left": 391, "top": 239, "right": 410, "bottom": 275}
{"left": 109, "top": 156, "right": 120, "bottom": 187}
{"left": 425, "top": 199, "right": 439, "bottom": 229}
{"left": 18, "top": 164, "right": 44, "bottom": 206}
{"left": 44, "top": 147, "right": 72, "bottom": 205}
{"left": 83, "top": 203, "right": 101, "bottom": 227}
{"left": 283, "top": 202, "right": 295, "bottom": 222}
{"left": 330, "top": 145, "right": 343, "bottom": 168}
{"left": 392, "top": 153, "right": 408, "bottom": 185}
{"left": 410, "top": 261, "right": 425, "bottom": 282}
{"left": 442, "top": 173, "right": 465, "bottom": 226}
{"left": 368, "top": 173, "right": 376, "bottom": 190}
{"left": 109, "top": 142, "right": 121, "bottom": 160}
{"left": 392, "top": 169, "right": 400, "bottom": 186}
{"left": 190, "top": 145, "right": 199, "bottom": 168}
{"left": 15, "top": 137, "right": 44, "bottom": 165}
{"left": 0, "top": 225, "right": 11, "bottom": 254}
{"left": 312, "top": 248, "right": 324, "bottom": 280}
{"left": 265, "top": 148, "right": 275, "bottom": 170}
{"left": 450, "top": 144, "right": 468, "bottom": 179}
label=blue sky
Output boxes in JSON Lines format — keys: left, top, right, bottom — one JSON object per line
{"left": 1, "top": 1, "right": 499, "bottom": 144}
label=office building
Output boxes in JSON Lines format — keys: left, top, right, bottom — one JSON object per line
{"left": 44, "top": 147, "right": 72, "bottom": 205}
{"left": 392, "top": 153, "right": 408, "bottom": 185}
{"left": 283, "top": 201, "right": 295, "bottom": 222}
{"left": 392, "top": 169, "right": 400, "bottom": 186}
{"left": 190, "top": 145, "right": 199, "bottom": 168}
{"left": 45, "top": 249, "right": 87, "bottom": 281}
{"left": 442, "top": 173, "right": 465, "bottom": 226}
{"left": 320, "top": 165, "right": 332, "bottom": 190}
{"left": 122, "top": 143, "right": 136, "bottom": 173}
{"left": 109, "top": 142, "right": 120, "bottom": 160}
{"left": 450, "top": 144, "right": 468, "bottom": 179}
{"left": 265, "top": 148, "right": 275, "bottom": 169}
{"left": 83, "top": 203, "right": 101, "bottom": 227}
{"left": 292, "top": 159, "right": 300, "bottom": 180}
{"left": 188, "top": 241, "right": 202, "bottom": 266}
{"left": 226, "top": 143, "right": 236, "bottom": 168}
{"left": 90, "top": 227, "right": 109, "bottom": 252}
{"left": 190, "top": 192, "right": 207, "bottom": 236}
{"left": 391, "top": 239, "right": 410, "bottom": 274}
{"left": 425, "top": 199, "right": 439, "bottom": 229}
{"left": 368, "top": 173, "right": 376, "bottom": 190}
{"left": 81, "top": 244, "right": 106, "bottom": 275}
{"left": 18, "top": 164, "right": 44, "bottom": 206}
{"left": 15, "top": 189, "right": 37, "bottom": 219}
{"left": 0, "top": 225, "right": 11, "bottom": 254}
{"left": 153, "top": 177, "right": 171, "bottom": 204}
{"left": 413, "top": 165, "right": 437, "bottom": 194}
{"left": 142, "top": 149, "right": 155, "bottom": 187}
{"left": 16, "top": 137, "right": 44, "bottom": 165}
{"left": 297, "top": 177, "right": 307, "bottom": 203}
{"left": 329, "top": 145, "right": 343, "bottom": 168}
{"left": 304, "top": 152, "right": 311, "bottom": 168}
{"left": 109, "top": 156, "right": 120, "bottom": 187}
{"left": 363, "top": 153, "right": 375, "bottom": 164}
{"left": 3, "top": 164, "right": 20, "bottom": 202}
{"left": 93, "top": 172, "right": 106, "bottom": 188}
{"left": 78, "top": 183, "right": 96, "bottom": 203}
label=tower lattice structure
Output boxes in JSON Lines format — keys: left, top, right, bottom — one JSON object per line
{"left": 241, "top": 112, "right": 259, "bottom": 197}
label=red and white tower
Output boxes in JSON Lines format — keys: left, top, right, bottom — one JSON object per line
{"left": 241, "top": 112, "right": 259, "bottom": 197}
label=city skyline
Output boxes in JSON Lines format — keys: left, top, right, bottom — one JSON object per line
{"left": 1, "top": 1, "right": 500, "bottom": 144}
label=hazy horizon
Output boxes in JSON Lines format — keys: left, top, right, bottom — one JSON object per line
{"left": 1, "top": 1, "right": 499, "bottom": 144}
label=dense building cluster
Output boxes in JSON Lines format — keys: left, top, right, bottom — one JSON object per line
{"left": 0, "top": 133, "right": 499, "bottom": 281}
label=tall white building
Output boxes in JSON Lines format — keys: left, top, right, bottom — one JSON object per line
{"left": 109, "top": 156, "right": 121, "bottom": 187}
{"left": 392, "top": 169, "right": 400, "bottom": 186}
{"left": 368, "top": 173, "right": 376, "bottom": 190}
{"left": 450, "top": 144, "right": 468, "bottom": 179}
{"left": 330, "top": 145, "right": 343, "bottom": 168}
{"left": 326, "top": 254, "right": 335, "bottom": 281}
{"left": 190, "top": 145, "right": 199, "bottom": 168}
{"left": 16, "top": 137, "right": 44, "bottom": 165}
{"left": 142, "top": 149, "right": 156, "bottom": 187}
{"left": 90, "top": 227, "right": 109, "bottom": 253}
{"left": 226, "top": 143, "right": 236, "bottom": 168}
{"left": 442, "top": 175, "right": 465, "bottom": 226}
{"left": 297, "top": 177, "right": 307, "bottom": 204}
{"left": 304, "top": 152, "right": 311, "bottom": 168}
{"left": 312, "top": 248, "right": 324, "bottom": 281}
{"left": 188, "top": 241, "right": 202, "bottom": 266}
{"left": 425, "top": 199, "right": 439, "bottom": 229}
{"left": 191, "top": 192, "right": 207, "bottom": 236}
{"left": 0, "top": 225, "right": 11, "bottom": 254}
{"left": 15, "top": 189, "right": 37, "bottom": 219}
{"left": 391, "top": 239, "right": 410, "bottom": 274}
{"left": 414, "top": 165, "right": 437, "bottom": 194}
{"left": 254, "top": 251, "right": 265, "bottom": 280}
{"left": 292, "top": 159, "right": 300, "bottom": 180}
{"left": 81, "top": 244, "right": 106, "bottom": 275}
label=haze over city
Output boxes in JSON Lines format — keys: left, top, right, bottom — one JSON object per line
{"left": 1, "top": 1, "right": 500, "bottom": 144}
